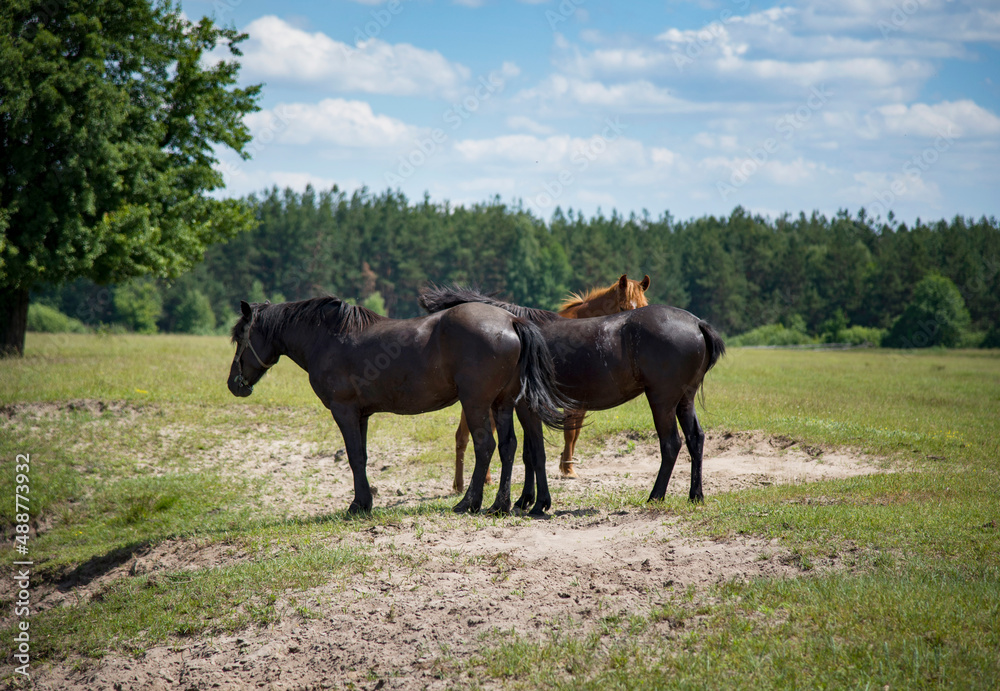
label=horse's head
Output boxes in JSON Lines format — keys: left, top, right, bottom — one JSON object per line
{"left": 616, "top": 274, "right": 651, "bottom": 311}
{"left": 228, "top": 300, "right": 276, "bottom": 397}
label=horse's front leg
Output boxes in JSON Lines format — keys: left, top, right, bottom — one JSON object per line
{"left": 485, "top": 402, "right": 516, "bottom": 515}
{"left": 453, "top": 405, "right": 495, "bottom": 514}
{"left": 331, "top": 409, "right": 373, "bottom": 514}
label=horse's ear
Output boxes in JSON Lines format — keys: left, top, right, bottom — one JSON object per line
{"left": 618, "top": 274, "right": 628, "bottom": 291}
{"left": 640, "top": 275, "right": 650, "bottom": 291}
{"left": 240, "top": 301, "right": 252, "bottom": 319}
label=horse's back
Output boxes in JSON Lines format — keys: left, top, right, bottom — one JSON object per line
{"left": 625, "top": 305, "right": 712, "bottom": 387}
{"left": 435, "top": 302, "right": 523, "bottom": 382}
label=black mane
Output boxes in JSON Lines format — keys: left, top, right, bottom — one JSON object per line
{"left": 232, "top": 297, "right": 387, "bottom": 343}
{"left": 419, "top": 285, "right": 560, "bottom": 324}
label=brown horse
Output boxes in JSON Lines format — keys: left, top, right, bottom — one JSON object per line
{"left": 420, "top": 287, "right": 725, "bottom": 515}
{"left": 451, "top": 274, "right": 650, "bottom": 492}
{"left": 227, "top": 297, "right": 574, "bottom": 515}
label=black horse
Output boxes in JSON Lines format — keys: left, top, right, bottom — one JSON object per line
{"left": 419, "top": 287, "right": 726, "bottom": 515}
{"left": 228, "top": 297, "right": 573, "bottom": 515}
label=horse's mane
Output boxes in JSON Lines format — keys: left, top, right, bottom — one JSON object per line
{"left": 419, "top": 285, "right": 561, "bottom": 324}
{"left": 232, "top": 296, "right": 387, "bottom": 342}
{"left": 558, "top": 277, "right": 647, "bottom": 312}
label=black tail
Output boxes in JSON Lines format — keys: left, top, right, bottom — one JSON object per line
{"left": 511, "top": 319, "right": 577, "bottom": 430}
{"left": 696, "top": 320, "right": 726, "bottom": 409}
{"left": 699, "top": 320, "right": 726, "bottom": 372}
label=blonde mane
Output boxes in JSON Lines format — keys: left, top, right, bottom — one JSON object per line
{"left": 558, "top": 277, "right": 648, "bottom": 313}
{"left": 557, "top": 285, "right": 609, "bottom": 312}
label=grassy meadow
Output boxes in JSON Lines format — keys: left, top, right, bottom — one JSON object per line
{"left": 1, "top": 333, "right": 999, "bottom": 688}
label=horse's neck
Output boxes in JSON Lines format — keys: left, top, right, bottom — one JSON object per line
{"left": 269, "top": 322, "right": 312, "bottom": 373}
{"left": 563, "top": 291, "right": 618, "bottom": 318}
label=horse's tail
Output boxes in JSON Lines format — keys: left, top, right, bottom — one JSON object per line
{"left": 696, "top": 320, "right": 726, "bottom": 409}
{"left": 699, "top": 320, "right": 726, "bottom": 373}
{"left": 511, "top": 318, "right": 577, "bottom": 430}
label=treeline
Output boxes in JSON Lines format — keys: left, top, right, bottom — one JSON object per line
{"left": 33, "top": 185, "right": 1000, "bottom": 346}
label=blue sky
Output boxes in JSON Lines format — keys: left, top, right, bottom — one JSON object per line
{"left": 182, "top": 0, "right": 1000, "bottom": 223}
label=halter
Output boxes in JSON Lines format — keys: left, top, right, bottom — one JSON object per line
{"left": 234, "top": 316, "right": 270, "bottom": 390}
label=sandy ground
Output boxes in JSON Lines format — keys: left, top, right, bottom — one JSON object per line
{"left": 6, "top": 425, "right": 890, "bottom": 691}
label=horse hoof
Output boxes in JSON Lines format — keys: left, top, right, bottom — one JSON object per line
{"left": 484, "top": 502, "right": 511, "bottom": 516}
{"left": 560, "top": 464, "right": 578, "bottom": 479}
{"left": 529, "top": 499, "right": 551, "bottom": 516}
{"left": 453, "top": 501, "right": 480, "bottom": 514}
{"left": 513, "top": 495, "right": 533, "bottom": 510}
{"left": 347, "top": 501, "right": 371, "bottom": 515}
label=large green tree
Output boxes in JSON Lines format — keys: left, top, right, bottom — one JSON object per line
{"left": 0, "top": 0, "right": 260, "bottom": 355}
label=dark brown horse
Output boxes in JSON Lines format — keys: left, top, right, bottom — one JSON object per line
{"left": 419, "top": 287, "right": 725, "bottom": 515}
{"left": 227, "top": 297, "right": 573, "bottom": 515}
{"left": 451, "top": 274, "right": 650, "bottom": 491}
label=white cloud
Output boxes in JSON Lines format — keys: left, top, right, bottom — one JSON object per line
{"left": 245, "top": 99, "right": 418, "bottom": 148}
{"left": 693, "top": 133, "right": 739, "bottom": 151}
{"left": 517, "top": 75, "right": 701, "bottom": 113}
{"left": 842, "top": 169, "right": 942, "bottom": 209}
{"left": 874, "top": 100, "right": 1000, "bottom": 138}
{"left": 650, "top": 147, "right": 678, "bottom": 167}
{"left": 506, "top": 116, "right": 555, "bottom": 135}
{"left": 237, "top": 16, "right": 470, "bottom": 97}
{"left": 454, "top": 133, "right": 646, "bottom": 171}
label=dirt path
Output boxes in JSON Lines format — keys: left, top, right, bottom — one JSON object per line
{"left": 20, "top": 432, "right": 888, "bottom": 690}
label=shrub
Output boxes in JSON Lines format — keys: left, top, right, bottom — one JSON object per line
{"left": 361, "top": 291, "right": 387, "bottom": 316}
{"left": 838, "top": 325, "right": 886, "bottom": 347}
{"left": 113, "top": 279, "right": 163, "bottom": 334}
{"left": 27, "top": 304, "right": 89, "bottom": 333}
{"left": 729, "top": 323, "right": 817, "bottom": 347}
{"left": 884, "top": 274, "right": 971, "bottom": 348}
{"left": 173, "top": 289, "right": 216, "bottom": 335}
{"left": 979, "top": 323, "right": 1000, "bottom": 349}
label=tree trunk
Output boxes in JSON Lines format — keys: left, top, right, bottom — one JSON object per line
{"left": 0, "top": 287, "right": 30, "bottom": 357}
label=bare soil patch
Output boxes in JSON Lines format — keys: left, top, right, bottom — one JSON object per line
{"left": 20, "top": 431, "right": 887, "bottom": 690}
{"left": 197, "top": 428, "right": 887, "bottom": 520}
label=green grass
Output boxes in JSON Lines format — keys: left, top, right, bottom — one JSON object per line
{"left": 31, "top": 544, "right": 371, "bottom": 659}
{"left": 473, "top": 568, "right": 999, "bottom": 689}
{"left": 2, "top": 334, "right": 999, "bottom": 687}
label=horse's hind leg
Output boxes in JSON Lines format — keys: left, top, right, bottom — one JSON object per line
{"left": 485, "top": 401, "right": 516, "bottom": 515}
{"left": 646, "top": 392, "right": 684, "bottom": 503}
{"left": 453, "top": 404, "right": 496, "bottom": 514}
{"left": 515, "top": 403, "right": 551, "bottom": 516}
{"left": 559, "top": 409, "right": 586, "bottom": 478}
{"left": 455, "top": 411, "right": 470, "bottom": 494}
{"left": 455, "top": 410, "right": 494, "bottom": 494}
{"left": 677, "top": 392, "right": 705, "bottom": 502}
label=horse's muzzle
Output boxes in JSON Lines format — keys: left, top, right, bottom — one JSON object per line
{"left": 228, "top": 374, "right": 254, "bottom": 397}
